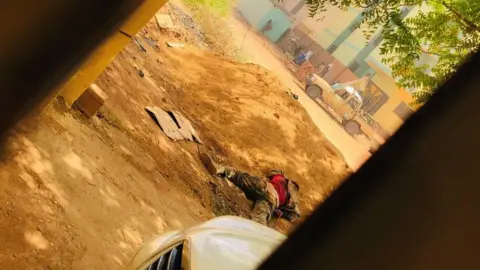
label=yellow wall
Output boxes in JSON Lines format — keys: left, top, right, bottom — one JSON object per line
{"left": 372, "top": 89, "right": 413, "bottom": 134}
{"left": 332, "top": 29, "right": 366, "bottom": 65}
{"left": 369, "top": 68, "right": 415, "bottom": 134}
{"left": 314, "top": 30, "right": 337, "bottom": 48}
{"left": 332, "top": 42, "right": 359, "bottom": 65}
{"left": 372, "top": 71, "right": 398, "bottom": 96}
{"left": 59, "top": 0, "right": 168, "bottom": 106}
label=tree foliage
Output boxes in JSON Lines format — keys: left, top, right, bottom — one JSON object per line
{"left": 305, "top": 0, "right": 480, "bottom": 104}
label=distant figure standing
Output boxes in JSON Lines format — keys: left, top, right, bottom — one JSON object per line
{"left": 321, "top": 63, "right": 333, "bottom": 77}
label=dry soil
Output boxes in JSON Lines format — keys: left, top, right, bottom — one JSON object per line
{"left": 0, "top": 13, "right": 350, "bottom": 269}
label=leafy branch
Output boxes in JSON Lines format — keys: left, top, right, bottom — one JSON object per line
{"left": 305, "top": 0, "right": 480, "bottom": 105}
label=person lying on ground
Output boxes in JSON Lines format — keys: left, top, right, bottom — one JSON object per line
{"left": 200, "top": 153, "right": 301, "bottom": 226}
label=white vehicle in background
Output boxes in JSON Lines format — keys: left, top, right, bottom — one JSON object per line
{"left": 305, "top": 74, "right": 369, "bottom": 136}
{"left": 304, "top": 75, "right": 384, "bottom": 152}
{"left": 126, "top": 216, "right": 285, "bottom": 270}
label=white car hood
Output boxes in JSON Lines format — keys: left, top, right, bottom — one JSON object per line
{"left": 126, "top": 216, "right": 285, "bottom": 270}
{"left": 189, "top": 217, "right": 285, "bottom": 270}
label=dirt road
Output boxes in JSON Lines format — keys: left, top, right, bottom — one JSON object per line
{"left": 0, "top": 7, "right": 350, "bottom": 268}
{"left": 228, "top": 13, "right": 371, "bottom": 171}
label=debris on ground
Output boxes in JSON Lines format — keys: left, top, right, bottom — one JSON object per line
{"left": 287, "top": 89, "right": 299, "bottom": 100}
{"left": 168, "top": 4, "right": 209, "bottom": 50}
{"left": 155, "top": 13, "right": 175, "bottom": 29}
{"left": 75, "top": 84, "right": 109, "bottom": 118}
{"left": 146, "top": 106, "right": 202, "bottom": 143}
{"left": 143, "top": 36, "right": 158, "bottom": 49}
{"left": 166, "top": 41, "right": 185, "bottom": 48}
{"left": 138, "top": 69, "right": 145, "bottom": 78}
{"left": 133, "top": 37, "right": 147, "bottom": 52}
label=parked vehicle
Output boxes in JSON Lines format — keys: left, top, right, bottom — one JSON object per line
{"left": 126, "top": 216, "right": 285, "bottom": 270}
{"left": 304, "top": 75, "right": 384, "bottom": 153}
{"left": 304, "top": 75, "right": 368, "bottom": 135}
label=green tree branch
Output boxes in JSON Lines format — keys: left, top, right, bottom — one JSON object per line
{"left": 305, "top": 0, "right": 480, "bottom": 105}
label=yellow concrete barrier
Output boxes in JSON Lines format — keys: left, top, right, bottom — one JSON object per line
{"left": 59, "top": 0, "right": 168, "bottom": 106}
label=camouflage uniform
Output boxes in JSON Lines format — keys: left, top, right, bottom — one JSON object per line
{"left": 223, "top": 167, "right": 301, "bottom": 225}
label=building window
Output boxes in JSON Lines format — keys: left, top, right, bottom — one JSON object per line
{"left": 394, "top": 102, "right": 414, "bottom": 120}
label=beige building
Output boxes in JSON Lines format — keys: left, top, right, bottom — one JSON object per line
{"left": 277, "top": 0, "right": 431, "bottom": 135}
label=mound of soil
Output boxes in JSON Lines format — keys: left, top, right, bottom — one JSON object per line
{"left": 97, "top": 18, "right": 351, "bottom": 231}
{"left": 160, "top": 46, "right": 350, "bottom": 210}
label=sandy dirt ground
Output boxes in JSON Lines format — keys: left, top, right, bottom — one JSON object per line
{"left": 0, "top": 6, "right": 350, "bottom": 269}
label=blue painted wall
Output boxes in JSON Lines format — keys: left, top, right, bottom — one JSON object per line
{"left": 237, "top": 0, "right": 292, "bottom": 43}
{"left": 257, "top": 8, "right": 292, "bottom": 43}
{"left": 237, "top": 0, "right": 273, "bottom": 27}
